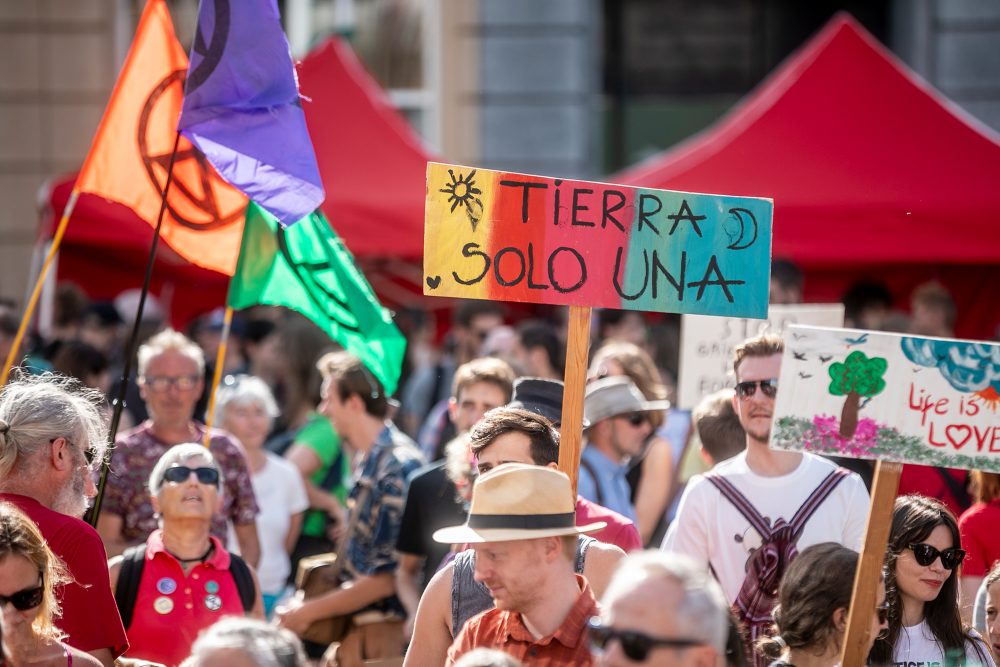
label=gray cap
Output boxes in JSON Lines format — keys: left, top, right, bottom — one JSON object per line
{"left": 584, "top": 376, "right": 670, "bottom": 425}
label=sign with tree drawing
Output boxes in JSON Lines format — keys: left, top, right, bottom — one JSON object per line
{"left": 423, "top": 162, "right": 774, "bottom": 318}
{"left": 677, "top": 304, "right": 844, "bottom": 408}
{"left": 771, "top": 325, "right": 1000, "bottom": 472}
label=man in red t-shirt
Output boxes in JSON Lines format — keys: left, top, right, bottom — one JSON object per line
{"left": 0, "top": 375, "right": 128, "bottom": 666}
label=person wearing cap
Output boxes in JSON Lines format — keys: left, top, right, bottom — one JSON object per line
{"left": 441, "top": 464, "right": 604, "bottom": 666}
{"left": 403, "top": 405, "right": 634, "bottom": 667}
{"left": 579, "top": 377, "right": 669, "bottom": 522}
{"left": 276, "top": 351, "right": 424, "bottom": 665}
{"left": 396, "top": 357, "right": 515, "bottom": 640}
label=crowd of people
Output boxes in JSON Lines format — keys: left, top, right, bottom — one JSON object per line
{"left": 0, "top": 270, "right": 997, "bottom": 667}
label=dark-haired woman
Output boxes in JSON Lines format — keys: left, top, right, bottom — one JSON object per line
{"left": 757, "top": 543, "right": 886, "bottom": 666}
{"left": 869, "top": 494, "right": 995, "bottom": 666}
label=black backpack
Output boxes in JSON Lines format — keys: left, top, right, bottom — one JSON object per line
{"left": 114, "top": 544, "right": 255, "bottom": 629}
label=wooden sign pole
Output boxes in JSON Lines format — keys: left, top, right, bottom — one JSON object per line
{"left": 558, "top": 305, "right": 592, "bottom": 495}
{"left": 839, "top": 460, "right": 903, "bottom": 665}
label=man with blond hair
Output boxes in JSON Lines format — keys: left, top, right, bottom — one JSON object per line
{"left": 96, "top": 328, "right": 260, "bottom": 565}
{"left": 441, "top": 464, "right": 605, "bottom": 666}
{"left": 662, "top": 332, "right": 869, "bottom": 664}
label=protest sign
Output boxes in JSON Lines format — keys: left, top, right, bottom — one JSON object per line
{"left": 424, "top": 162, "right": 773, "bottom": 318}
{"left": 771, "top": 325, "right": 1000, "bottom": 472}
{"left": 678, "top": 304, "right": 844, "bottom": 408}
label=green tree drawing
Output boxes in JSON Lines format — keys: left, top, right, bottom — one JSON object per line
{"left": 828, "top": 351, "right": 888, "bottom": 439}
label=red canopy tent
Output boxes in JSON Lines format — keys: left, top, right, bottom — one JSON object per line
{"left": 42, "top": 37, "right": 433, "bottom": 327}
{"left": 615, "top": 13, "right": 1000, "bottom": 340}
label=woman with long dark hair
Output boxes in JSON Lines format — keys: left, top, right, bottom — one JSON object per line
{"left": 869, "top": 494, "right": 995, "bottom": 666}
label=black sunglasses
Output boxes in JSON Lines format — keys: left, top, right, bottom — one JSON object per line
{"left": 0, "top": 578, "right": 44, "bottom": 611}
{"left": 588, "top": 617, "right": 703, "bottom": 661}
{"left": 735, "top": 378, "right": 779, "bottom": 399}
{"left": 618, "top": 413, "right": 648, "bottom": 427}
{"left": 161, "top": 466, "right": 220, "bottom": 487}
{"left": 908, "top": 543, "right": 965, "bottom": 570}
{"left": 50, "top": 438, "right": 95, "bottom": 467}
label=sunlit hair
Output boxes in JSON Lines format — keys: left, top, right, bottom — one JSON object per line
{"left": 184, "top": 617, "right": 306, "bottom": 667}
{"left": 451, "top": 357, "right": 516, "bottom": 404}
{"left": 692, "top": 388, "right": 745, "bottom": 464}
{"left": 213, "top": 374, "right": 280, "bottom": 426}
{"left": 469, "top": 407, "right": 559, "bottom": 466}
{"left": 969, "top": 470, "right": 1000, "bottom": 504}
{"left": 148, "top": 443, "right": 219, "bottom": 497}
{"left": 0, "top": 372, "right": 108, "bottom": 479}
{"left": 316, "top": 351, "right": 388, "bottom": 418}
{"left": 869, "top": 494, "right": 990, "bottom": 665}
{"left": 452, "top": 647, "right": 523, "bottom": 667}
{"left": 602, "top": 551, "right": 729, "bottom": 655}
{"left": 590, "top": 341, "right": 668, "bottom": 429}
{"left": 138, "top": 328, "right": 206, "bottom": 376}
{"left": 757, "top": 543, "right": 858, "bottom": 661}
{"left": 732, "top": 333, "right": 784, "bottom": 378}
{"left": 0, "top": 502, "right": 71, "bottom": 640}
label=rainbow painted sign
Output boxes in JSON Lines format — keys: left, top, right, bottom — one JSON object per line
{"left": 423, "top": 162, "right": 773, "bottom": 317}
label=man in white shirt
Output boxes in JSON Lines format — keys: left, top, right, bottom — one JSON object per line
{"left": 661, "top": 332, "right": 870, "bottom": 663}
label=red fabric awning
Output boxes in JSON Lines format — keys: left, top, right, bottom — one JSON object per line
{"left": 614, "top": 13, "right": 1000, "bottom": 338}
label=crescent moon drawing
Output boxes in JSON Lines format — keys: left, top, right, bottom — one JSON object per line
{"left": 725, "top": 207, "right": 758, "bottom": 250}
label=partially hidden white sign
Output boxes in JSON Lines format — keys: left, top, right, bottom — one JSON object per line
{"left": 771, "top": 325, "right": 1000, "bottom": 473}
{"left": 677, "top": 304, "right": 844, "bottom": 409}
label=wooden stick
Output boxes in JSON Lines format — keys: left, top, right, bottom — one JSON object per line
{"left": 202, "top": 306, "right": 234, "bottom": 445}
{"left": 839, "top": 460, "right": 903, "bottom": 666}
{"left": 1, "top": 188, "right": 80, "bottom": 385}
{"left": 558, "top": 305, "right": 592, "bottom": 495}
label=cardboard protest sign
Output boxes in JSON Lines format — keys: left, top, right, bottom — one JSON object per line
{"left": 771, "top": 325, "right": 1000, "bottom": 472}
{"left": 424, "top": 162, "right": 773, "bottom": 318}
{"left": 678, "top": 304, "right": 844, "bottom": 409}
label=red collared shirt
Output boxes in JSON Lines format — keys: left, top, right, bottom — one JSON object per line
{"left": 446, "top": 574, "right": 598, "bottom": 667}
{"left": 124, "top": 530, "right": 245, "bottom": 667}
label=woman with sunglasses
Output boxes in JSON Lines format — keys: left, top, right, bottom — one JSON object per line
{"left": 869, "top": 495, "right": 995, "bottom": 667}
{"left": 757, "top": 543, "right": 887, "bottom": 666}
{"left": 0, "top": 501, "right": 101, "bottom": 667}
{"left": 108, "top": 444, "right": 264, "bottom": 667}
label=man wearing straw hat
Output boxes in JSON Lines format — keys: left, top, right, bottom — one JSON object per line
{"left": 439, "top": 463, "right": 605, "bottom": 666}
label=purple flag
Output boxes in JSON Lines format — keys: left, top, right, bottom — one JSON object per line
{"left": 178, "top": 0, "right": 324, "bottom": 226}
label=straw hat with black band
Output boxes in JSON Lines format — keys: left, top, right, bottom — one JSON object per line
{"left": 433, "top": 464, "right": 606, "bottom": 544}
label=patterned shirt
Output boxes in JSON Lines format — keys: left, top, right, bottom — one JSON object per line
{"left": 103, "top": 421, "right": 259, "bottom": 543}
{"left": 343, "top": 422, "right": 425, "bottom": 614}
{"left": 446, "top": 574, "right": 598, "bottom": 667}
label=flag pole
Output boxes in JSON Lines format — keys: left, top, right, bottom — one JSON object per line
{"left": 202, "top": 305, "right": 234, "bottom": 445}
{"left": 1, "top": 189, "right": 81, "bottom": 385}
{"left": 89, "top": 131, "right": 182, "bottom": 529}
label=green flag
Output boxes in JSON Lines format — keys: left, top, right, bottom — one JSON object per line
{"left": 228, "top": 202, "right": 406, "bottom": 395}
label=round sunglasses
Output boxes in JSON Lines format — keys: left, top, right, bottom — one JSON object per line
{"left": 161, "top": 465, "right": 221, "bottom": 487}
{"left": 588, "top": 617, "right": 704, "bottom": 661}
{"left": 908, "top": 543, "right": 966, "bottom": 570}
{"left": 0, "top": 576, "right": 44, "bottom": 611}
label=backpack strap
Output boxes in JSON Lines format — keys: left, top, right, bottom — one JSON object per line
{"left": 114, "top": 544, "right": 147, "bottom": 631}
{"left": 579, "top": 457, "right": 604, "bottom": 506}
{"left": 787, "top": 468, "right": 850, "bottom": 538}
{"left": 704, "top": 472, "right": 771, "bottom": 538}
{"left": 227, "top": 552, "right": 256, "bottom": 614}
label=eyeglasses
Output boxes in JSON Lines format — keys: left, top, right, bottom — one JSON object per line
{"left": 908, "top": 543, "right": 965, "bottom": 570}
{"left": 587, "top": 617, "right": 704, "bottom": 661}
{"left": 616, "top": 413, "right": 648, "bottom": 427}
{"left": 161, "top": 465, "right": 220, "bottom": 487}
{"left": 0, "top": 577, "right": 44, "bottom": 611}
{"left": 735, "top": 379, "right": 779, "bottom": 399}
{"left": 142, "top": 375, "right": 201, "bottom": 391}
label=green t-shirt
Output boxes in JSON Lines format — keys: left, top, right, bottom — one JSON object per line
{"left": 296, "top": 412, "right": 351, "bottom": 537}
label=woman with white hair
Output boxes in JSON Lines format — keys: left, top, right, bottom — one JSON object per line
{"left": 214, "top": 375, "right": 308, "bottom": 616}
{"left": 109, "top": 443, "right": 264, "bottom": 667}
{"left": 182, "top": 617, "right": 307, "bottom": 667}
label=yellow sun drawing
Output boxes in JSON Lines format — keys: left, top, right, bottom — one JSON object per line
{"left": 440, "top": 169, "right": 484, "bottom": 230}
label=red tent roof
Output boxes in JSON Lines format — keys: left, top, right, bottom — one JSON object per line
{"left": 615, "top": 14, "right": 1000, "bottom": 267}
{"left": 43, "top": 37, "right": 432, "bottom": 325}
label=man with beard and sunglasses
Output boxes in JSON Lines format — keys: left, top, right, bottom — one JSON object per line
{"left": 661, "top": 333, "right": 869, "bottom": 666}
{"left": 0, "top": 374, "right": 128, "bottom": 666}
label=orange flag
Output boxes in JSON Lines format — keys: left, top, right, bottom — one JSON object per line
{"left": 76, "top": 0, "right": 246, "bottom": 276}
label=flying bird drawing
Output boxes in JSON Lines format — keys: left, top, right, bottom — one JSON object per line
{"left": 793, "top": 352, "right": 807, "bottom": 361}
{"left": 843, "top": 334, "right": 869, "bottom": 347}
